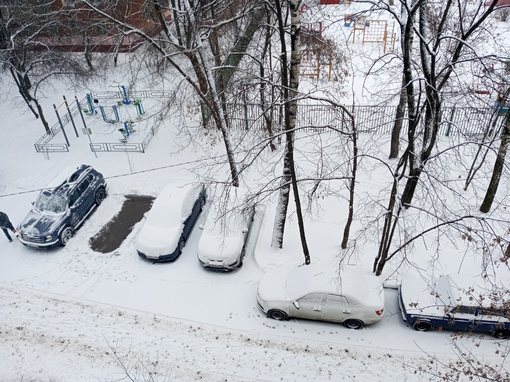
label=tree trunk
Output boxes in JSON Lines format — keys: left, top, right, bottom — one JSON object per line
{"left": 389, "top": 74, "right": 407, "bottom": 159}
{"left": 270, "top": 0, "right": 310, "bottom": 263}
{"left": 341, "top": 110, "right": 357, "bottom": 249}
{"left": 9, "top": 67, "right": 39, "bottom": 119}
{"left": 480, "top": 111, "right": 510, "bottom": 213}
{"left": 35, "top": 100, "right": 50, "bottom": 134}
{"left": 272, "top": 148, "right": 292, "bottom": 248}
{"left": 259, "top": 8, "right": 277, "bottom": 152}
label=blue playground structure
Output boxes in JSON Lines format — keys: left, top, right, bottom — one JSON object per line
{"left": 120, "top": 85, "right": 131, "bottom": 105}
{"left": 99, "top": 105, "right": 120, "bottom": 124}
{"left": 84, "top": 93, "right": 97, "bottom": 115}
{"left": 118, "top": 121, "right": 135, "bottom": 141}
{"left": 495, "top": 97, "right": 509, "bottom": 116}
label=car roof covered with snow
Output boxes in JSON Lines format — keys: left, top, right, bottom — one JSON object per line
{"left": 146, "top": 182, "right": 202, "bottom": 227}
{"left": 403, "top": 274, "right": 507, "bottom": 310}
{"left": 197, "top": 185, "right": 254, "bottom": 265}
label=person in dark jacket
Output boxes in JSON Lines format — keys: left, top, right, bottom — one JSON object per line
{"left": 0, "top": 211, "right": 19, "bottom": 242}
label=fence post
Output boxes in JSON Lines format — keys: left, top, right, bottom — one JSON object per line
{"left": 446, "top": 107, "right": 456, "bottom": 136}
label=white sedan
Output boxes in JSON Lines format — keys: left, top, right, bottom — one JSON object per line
{"left": 257, "top": 264, "right": 385, "bottom": 329}
{"left": 197, "top": 186, "right": 255, "bottom": 271}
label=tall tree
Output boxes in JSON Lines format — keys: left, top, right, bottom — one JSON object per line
{"left": 271, "top": 0, "right": 310, "bottom": 264}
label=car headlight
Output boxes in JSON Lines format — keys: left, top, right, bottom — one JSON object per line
{"left": 45, "top": 235, "right": 53, "bottom": 242}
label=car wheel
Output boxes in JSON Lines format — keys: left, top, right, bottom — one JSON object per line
{"left": 343, "top": 319, "right": 364, "bottom": 330}
{"left": 59, "top": 227, "right": 74, "bottom": 246}
{"left": 413, "top": 320, "right": 433, "bottom": 332}
{"left": 493, "top": 330, "right": 510, "bottom": 339}
{"left": 199, "top": 196, "right": 206, "bottom": 211}
{"left": 95, "top": 187, "right": 107, "bottom": 205}
{"left": 268, "top": 309, "right": 288, "bottom": 321}
{"left": 178, "top": 238, "right": 185, "bottom": 254}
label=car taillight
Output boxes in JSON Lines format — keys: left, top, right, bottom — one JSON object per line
{"left": 376, "top": 309, "right": 384, "bottom": 316}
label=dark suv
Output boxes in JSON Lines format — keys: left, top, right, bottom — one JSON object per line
{"left": 18, "top": 165, "right": 107, "bottom": 247}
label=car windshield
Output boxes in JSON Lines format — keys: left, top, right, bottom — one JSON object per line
{"left": 34, "top": 191, "right": 67, "bottom": 214}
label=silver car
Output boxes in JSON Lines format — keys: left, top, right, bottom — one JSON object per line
{"left": 257, "top": 264, "right": 385, "bottom": 329}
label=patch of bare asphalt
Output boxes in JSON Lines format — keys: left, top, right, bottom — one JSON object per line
{"left": 89, "top": 195, "right": 154, "bottom": 253}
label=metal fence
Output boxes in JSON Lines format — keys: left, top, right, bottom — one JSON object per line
{"left": 222, "top": 103, "right": 504, "bottom": 137}
{"left": 35, "top": 93, "right": 504, "bottom": 155}
{"left": 34, "top": 90, "right": 174, "bottom": 155}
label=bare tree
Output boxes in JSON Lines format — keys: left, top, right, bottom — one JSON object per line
{"left": 373, "top": 0, "right": 502, "bottom": 275}
{"left": 271, "top": 0, "right": 310, "bottom": 265}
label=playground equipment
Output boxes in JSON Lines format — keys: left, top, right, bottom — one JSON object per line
{"left": 133, "top": 98, "right": 145, "bottom": 118}
{"left": 350, "top": 18, "right": 396, "bottom": 54}
{"left": 84, "top": 93, "right": 98, "bottom": 115}
{"left": 119, "top": 120, "right": 136, "bottom": 142}
{"left": 119, "top": 85, "right": 132, "bottom": 105}
{"left": 495, "top": 95, "right": 509, "bottom": 116}
{"left": 99, "top": 105, "right": 120, "bottom": 124}
{"left": 303, "top": 22, "right": 323, "bottom": 38}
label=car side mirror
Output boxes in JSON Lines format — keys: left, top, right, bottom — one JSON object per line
{"left": 293, "top": 301, "right": 300, "bottom": 309}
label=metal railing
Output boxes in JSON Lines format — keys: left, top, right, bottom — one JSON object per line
{"left": 35, "top": 95, "right": 505, "bottom": 155}
{"left": 34, "top": 90, "right": 174, "bottom": 154}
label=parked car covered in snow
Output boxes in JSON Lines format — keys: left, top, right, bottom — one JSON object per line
{"left": 197, "top": 186, "right": 255, "bottom": 271}
{"left": 257, "top": 264, "right": 385, "bottom": 329}
{"left": 399, "top": 274, "right": 510, "bottom": 338}
{"left": 18, "top": 164, "right": 107, "bottom": 247}
{"left": 136, "top": 182, "right": 206, "bottom": 262}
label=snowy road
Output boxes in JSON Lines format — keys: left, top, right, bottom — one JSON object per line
{"left": 1, "top": 282, "right": 447, "bottom": 382}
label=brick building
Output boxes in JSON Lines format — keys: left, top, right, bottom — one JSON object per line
{"left": 1, "top": 0, "right": 170, "bottom": 53}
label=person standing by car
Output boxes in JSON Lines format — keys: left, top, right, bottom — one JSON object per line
{"left": 0, "top": 211, "right": 19, "bottom": 243}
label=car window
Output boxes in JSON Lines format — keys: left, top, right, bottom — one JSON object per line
{"left": 70, "top": 179, "right": 90, "bottom": 206}
{"left": 35, "top": 191, "right": 67, "bottom": 214}
{"left": 452, "top": 306, "right": 479, "bottom": 316}
{"left": 325, "top": 294, "right": 349, "bottom": 306}
{"left": 298, "top": 293, "right": 324, "bottom": 305}
{"left": 69, "top": 190, "right": 80, "bottom": 206}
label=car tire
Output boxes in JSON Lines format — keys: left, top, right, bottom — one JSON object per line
{"left": 95, "top": 187, "right": 107, "bottom": 205}
{"left": 59, "top": 227, "right": 74, "bottom": 246}
{"left": 493, "top": 330, "right": 510, "bottom": 339}
{"left": 343, "top": 319, "right": 364, "bottom": 330}
{"left": 267, "top": 309, "right": 288, "bottom": 321}
{"left": 199, "top": 196, "right": 206, "bottom": 211}
{"left": 413, "top": 320, "right": 433, "bottom": 332}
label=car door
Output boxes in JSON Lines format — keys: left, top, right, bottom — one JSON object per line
{"left": 182, "top": 188, "right": 202, "bottom": 240}
{"left": 69, "top": 178, "right": 91, "bottom": 227}
{"left": 444, "top": 306, "right": 479, "bottom": 332}
{"left": 83, "top": 173, "right": 98, "bottom": 211}
{"left": 240, "top": 206, "right": 256, "bottom": 254}
{"left": 290, "top": 293, "right": 326, "bottom": 321}
{"left": 321, "top": 294, "right": 351, "bottom": 323}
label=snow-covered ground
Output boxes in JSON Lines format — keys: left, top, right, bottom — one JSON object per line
{"left": 1, "top": 3, "right": 510, "bottom": 382}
